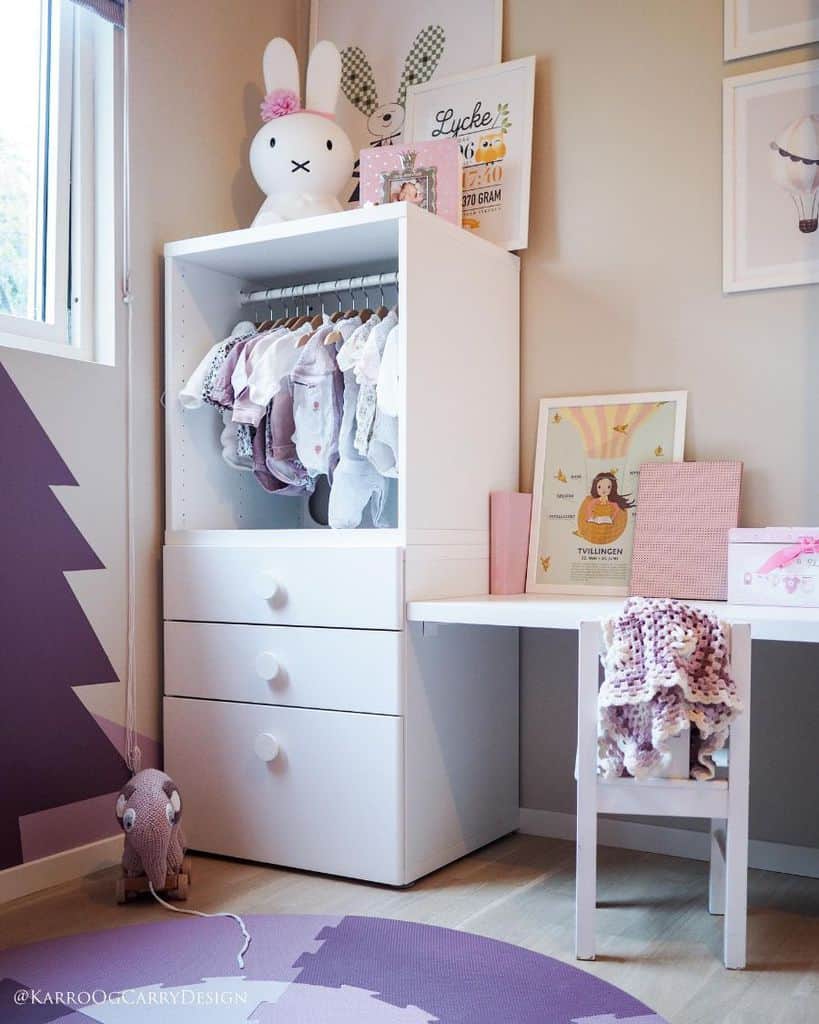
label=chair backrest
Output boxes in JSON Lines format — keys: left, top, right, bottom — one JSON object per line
{"left": 578, "top": 618, "right": 752, "bottom": 782}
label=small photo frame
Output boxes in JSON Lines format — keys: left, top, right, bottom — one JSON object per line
{"left": 360, "top": 140, "right": 462, "bottom": 225}
{"left": 383, "top": 151, "right": 437, "bottom": 211}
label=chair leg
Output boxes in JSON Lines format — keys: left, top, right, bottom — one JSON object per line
{"left": 575, "top": 793, "right": 598, "bottom": 960}
{"left": 709, "top": 818, "right": 726, "bottom": 915}
{"left": 723, "top": 623, "right": 751, "bottom": 970}
{"left": 575, "top": 621, "right": 600, "bottom": 961}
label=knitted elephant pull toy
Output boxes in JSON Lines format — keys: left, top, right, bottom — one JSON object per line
{"left": 115, "top": 768, "right": 191, "bottom": 903}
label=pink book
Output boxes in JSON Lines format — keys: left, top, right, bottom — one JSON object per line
{"left": 630, "top": 462, "right": 742, "bottom": 601}
{"left": 490, "top": 492, "right": 533, "bottom": 595}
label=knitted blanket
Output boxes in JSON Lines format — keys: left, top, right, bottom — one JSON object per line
{"left": 598, "top": 597, "right": 742, "bottom": 781}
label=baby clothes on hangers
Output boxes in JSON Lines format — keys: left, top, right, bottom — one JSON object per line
{"left": 209, "top": 339, "right": 249, "bottom": 410}
{"left": 178, "top": 321, "right": 254, "bottom": 410}
{"left": 220, "top": 412, "right": 254, "bottom": 472}
{"left": 353, "top": 312, "right": 397, "bottom": 458}
{"left": 177, "top": 299, "right": 402, "bottom": 525}
{"left": 263, "top": 380, "right": 315, "bottom": 495}
{"left": 368, "top": 408, "right": 398, "bottom": 478}
{"left": 178, "top": 324, "right": 258, "bottom": 472}
{"left": 205, "top": 336, "right": 261, "bottom": 468}
{"left": 291, "top": 321, "right": 345, "bottom": 479}
{"left": 232, "top": 325, "right": 297, "bottom": 426}
{"left": 376, "top": 321, "right": 400, "bottom": 417}
{"left": 368, "top": 320, "right": 401, "bottom": 478}
{"left": 353, "top": 310, "right": 394, "bottom": 387}
{"left": 254, "top": 322, "right": 328, "bottom": 493}
{"left": 327, "top": 316, "right": 390, "bottom": 530}
{"left": 336, "top": 314, "right": 376, "bottom": 375}
{"left": 247, "top": 321, "right": 318, "bottom": 417}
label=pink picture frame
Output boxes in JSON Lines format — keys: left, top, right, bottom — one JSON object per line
{"left": 359, "top": 140, "right": 462, "bottom": 227}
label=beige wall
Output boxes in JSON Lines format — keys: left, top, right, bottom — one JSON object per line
{"left": 504, "top": 0, "right": 819, "bottom": 847}
{"left": 127, "top": 0, "right": 304, "bottom": 744}
{"left": 507, "top": 0, "right": 819, "bottom": 518}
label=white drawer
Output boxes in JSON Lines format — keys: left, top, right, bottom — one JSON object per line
{"left": 164, "top": 696, "right": 404, "bottom": 884}
{"left": 163, "top": 545, "right": 404, "bottom": 629}
{"left": 164, "top": 621, "right": 403, "bottom": 714}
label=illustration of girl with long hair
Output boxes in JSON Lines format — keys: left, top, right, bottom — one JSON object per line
{"left": 576, "top": 471, "right": 635, "bottom": 545}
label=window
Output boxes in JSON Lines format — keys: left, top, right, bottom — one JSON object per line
{"left": 0, "top": 0, "right": 119, "bottom": 363}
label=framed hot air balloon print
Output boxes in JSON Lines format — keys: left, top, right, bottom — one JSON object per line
{"left": 526, "top": 391, "right": 687, "bottom": 597}
{"left": 724, "top": 60, "right": 819, "bottom": 292}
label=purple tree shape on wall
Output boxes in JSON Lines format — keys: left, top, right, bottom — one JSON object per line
{"left": 0, "top": 363, "right": 128, "bottom": 870}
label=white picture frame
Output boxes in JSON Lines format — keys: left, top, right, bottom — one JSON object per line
{"left": 723, "top": 60, "right": 819, "bottom": 293}
{"left": 724, "top": 0, "right": 819, "bottom": 60}
{"left": 403, "top": 57, "right": 535, "bottom": 251}
{"left": 526, "top": 391, "right": 688, "bottom": 597}
{"left": 309, "top": 0, "right": 502, "bottom": 206}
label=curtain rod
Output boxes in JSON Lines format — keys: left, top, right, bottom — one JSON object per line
{"left": 240, "top": 271, "right": 399, "bottom": 305}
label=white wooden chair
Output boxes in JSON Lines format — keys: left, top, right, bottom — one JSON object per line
{"left": 575, "top": 619, "right": 752, "bottom": 969}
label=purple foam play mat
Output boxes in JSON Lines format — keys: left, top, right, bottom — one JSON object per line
{"left": 0, "top": 914, "right": 669, "bottom": 1022}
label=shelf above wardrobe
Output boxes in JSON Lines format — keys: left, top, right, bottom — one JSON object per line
{"left": 166, "top": 202, "right": 407, "bottom": 286}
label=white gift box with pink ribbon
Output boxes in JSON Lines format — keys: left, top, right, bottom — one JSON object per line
{"left": 727, "top": 527, "right": 819, "bottom": 606}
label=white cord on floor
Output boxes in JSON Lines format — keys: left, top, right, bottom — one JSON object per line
{"left": 148, "top": 883, "right": 252, "bottom": 970}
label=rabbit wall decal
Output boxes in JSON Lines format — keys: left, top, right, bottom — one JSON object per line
{"left": 339, "top": 26, "right": 445, "bottom": 202}
{"left": 340, "top": 26, "right": 445, "bottom": 145}
{"left": 249, "top": 38, "right": 355, "bottom": 226}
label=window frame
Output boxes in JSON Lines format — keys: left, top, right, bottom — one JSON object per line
{"left": 0, "top": 0, "right": 121, "bottom": 365}
{"left": 70, "top": 3, "right": 121, "bottom": 365}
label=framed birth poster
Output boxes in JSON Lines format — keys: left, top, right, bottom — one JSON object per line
{"left": 526, "top": 392, "right": 688, "bottom": 596}
{"left": 403, "top": 56, "right": 535, "bottom": 250}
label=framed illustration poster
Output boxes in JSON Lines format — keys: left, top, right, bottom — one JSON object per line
{"left": 526, "top": 392, "right": 688, "bottom": 596}
{"left": 724, "top": 60, "right": 819, "bottom": 292}
{"left": 725, "top": 0, "right": 819, "bottom": 60}
{"left": 309, "top": 0, "right": 502, "bottom": 205}
{"left": 403, "top": 57, "right": 536, "bottom": 250}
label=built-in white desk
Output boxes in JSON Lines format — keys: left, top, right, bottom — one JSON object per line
{"left": 407, "top": 592, "right": 819, "bottom": 879}
{"left": 407, "top": 593, "right": 819, "bottom": 643}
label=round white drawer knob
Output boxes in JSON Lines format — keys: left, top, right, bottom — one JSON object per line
{"left": 255, "top": 651, "right": 280, "bottom": 680}
{"left": 254, "top": 733, "right": 280, "bottom": 762}
{"left": 253, "top": 572, "right": 280, "bottom": 601}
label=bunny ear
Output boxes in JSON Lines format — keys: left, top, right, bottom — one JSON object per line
{"left": 340, "top": 45, "right": 379, "bottom": 116}
{"left": 397, "top": 25, "right": 445, "bottom": 106}
{"left": 263, "top": 37, "right": 300, "bottom": 97}
{"left": 306, "top": 40, "right": 342, "bottom": 115}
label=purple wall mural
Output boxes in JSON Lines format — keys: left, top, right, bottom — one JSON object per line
{"left": 0, "top": 362, "right": 128, "bottom": 870}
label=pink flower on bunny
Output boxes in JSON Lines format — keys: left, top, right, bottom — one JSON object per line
{"left": 260, "top": 88, "right": 300, "bottom": 122}
{"left": 250, "top": 38, "right": 354, "bottom": 226}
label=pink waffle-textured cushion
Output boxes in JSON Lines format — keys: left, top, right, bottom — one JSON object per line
{"left": 629, "top": 461, "right": 742, "bottom": 601}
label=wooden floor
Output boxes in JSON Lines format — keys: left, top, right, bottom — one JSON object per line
{"left": 2, "top": 834, "right": 818, "bottom": 1023}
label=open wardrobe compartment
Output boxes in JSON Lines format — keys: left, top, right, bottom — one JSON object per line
{"left": 162, "top": 202, "right": 520, "bottom": 884}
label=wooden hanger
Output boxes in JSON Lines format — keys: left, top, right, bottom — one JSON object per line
{"left": 357, "top": 279, "right": 375, "bottom": 323}
{"left": 270, "top": 287, "right": 292, "bottom": 329}
{"left": 254, "top": 301, "right": 275, "bottom": 332}
{"left": 375, "top": 274, "right": 390, "bottom": 320}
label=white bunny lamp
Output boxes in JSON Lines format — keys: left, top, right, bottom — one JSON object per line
{"left": 249, "top": 38, "right": 354, "bottom": 226}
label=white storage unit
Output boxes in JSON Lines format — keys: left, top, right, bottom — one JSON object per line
{"left": 163, "top": 203, "right": 520, "bottom": 884}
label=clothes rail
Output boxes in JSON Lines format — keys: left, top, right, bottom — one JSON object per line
{"left": 239, "top": 271, "right": 399, "bottom": 306}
